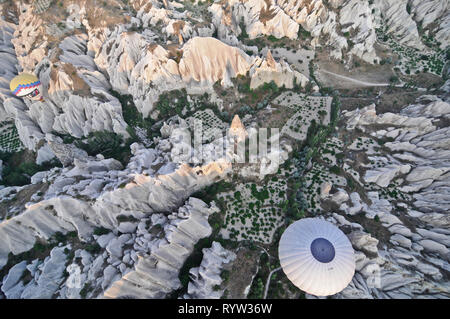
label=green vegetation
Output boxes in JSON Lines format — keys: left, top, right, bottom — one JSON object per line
{"left": 220, "top": 269, "right": 230, "bottom": 283}
{"left": 191, "top": 181, "right": 233, "bottom": 204}
{"left": 0, "top": 121, "right": 23, "bottom": 153}
{"left": 79, "top": 283, "right": 92, "bottom": 299}
{"left": 84, "top": 243, "right": 102, "bottom": 254}
{"left": 74, "top": 131, "right": 132, "bottom": 166}
{"left": 237, "top": 18, "right": 249, "bottom": 42}
{"left": 110, "top": 89, "right": 160, "bottom": 142}
{"left": 176, "top": 237, "right": 213, "bottom": 295}
{"left": 0, "top": 150, "right": 62, "bottom": 186}
{"left": 376, "top": 26, "right": 447, "bottom": 76}
{"left": 93, "top": 227, "right": 110, "bottom": 236}
{"left": 0, "top": 230, "right": 78, "bottom": 283}
{"left": 155, "top": 89, "right": 188, "bottom": 119}
{"left": 236, "top": 80, "right": 286, "bottom": 115}
{"left": 297, "top": 25, "right": 311, "bottom": 39}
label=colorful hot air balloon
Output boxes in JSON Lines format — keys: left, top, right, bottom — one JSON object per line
{"left": 10, "top": 73, "right": 44, "bottom": 102}
{"left": 278, "top": 218, "right": 355, "bottom": 297}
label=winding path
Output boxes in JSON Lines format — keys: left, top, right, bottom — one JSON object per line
{"left": 319, "top": 69, "right": 394, "bottom": 87}
{"left": 263, "top": 266, "right": 282, "bottom": 299}
{"left": 320, "top": 69, "right": 427, "bottom": 91}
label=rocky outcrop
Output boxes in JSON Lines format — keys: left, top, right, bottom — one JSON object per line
{"left": 333, "top": 94, "right": 450, "bottom": 298}
{"left": 339, "top": 0, "right": 378, "bottom": 63}
{"left": 409, "top": 0, "right": 449, "bottom": 29}
{"left": 249, "top": 50, "right": 309, "bottom": 89}
{"left": 95, "top": 32, "right": 253, "bottom": 117}
{"left": 103, "top": 198, "right": 219, "bottom": 299}
{"left": 0, "top": 4, "right": 129, "bottom": 151}
{"left": 0, "top": 147, "right": 231, "bottom": 270}
{"left": 210, "top": 0, "right": 299, "bottom": 41}
{"left": 375, "top": 0, "right": 425, "bottom": 49}
{"left": 20, "top": 245, "right": 69, "bottom": 299}
{"left": 184, "top": 241, "right": 236, "bottom": 299}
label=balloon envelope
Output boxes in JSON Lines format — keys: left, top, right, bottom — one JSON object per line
{"left": 278, "top": 218, "right": 355, "bottom": 296}
{"left": 10, "top": 73, "right": 42, "bottom": 100}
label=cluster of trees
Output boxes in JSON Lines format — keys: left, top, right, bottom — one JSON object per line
{"left": 74, "top": 131, "right": 132, "bottom": 166}
{"left": 0, "top": 150, "right": 61, "bottom": 186}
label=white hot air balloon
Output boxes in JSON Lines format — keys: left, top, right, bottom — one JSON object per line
{"left": 278, "top": 218, "right": 355, "bottom": 297}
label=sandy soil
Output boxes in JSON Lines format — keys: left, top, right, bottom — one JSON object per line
{"left": 223, "top": 247, "right": 260, "bottom": 299}
{"left": 315, "top": 51, "right": 396, "bottom": 89}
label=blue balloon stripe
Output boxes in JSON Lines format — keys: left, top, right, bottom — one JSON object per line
{"left": 13, "top": 81, "right": 40, "bottom": 95}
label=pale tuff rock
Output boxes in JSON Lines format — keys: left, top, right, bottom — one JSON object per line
{"left": 434, "top": 11, "right": 450, "bottom": 50}
{"left": 0, "top": 17, "right": 44, "bottom": 150}
{"left": 0, "top": 7, "right": 128, "bottom": 149}
{"left": 409, "top": 0, "right": 449, "bottom": 29}
{"left": 95, "top": 31, "right": 254, "bottom": 117}
{"left": 210, "top": 0, "right": 299, "bottom": 40}
{"left": 0, "top": 156, "right": 231, "bottom": 270}
{"left": 334, "top": 216, "right": 448, "bottom": 298}
{"left": 63, "top": 264, "right": 84, "bottom": 299}
{"left": 418, "top": 239, "right": 449, "bottom": 258}
{"left": 349, "top": 232, "right": 379, "bottom": 257}
{"left": 345, "top": 98, "right": 450, "bottom": 215}
{"left": 328, "top": 0, "right": 345, "bottom": 9}
{"left": 164, "top": 114, "right": 290, "bottom": 180}
{"left": 320, "top": 182, "right": 332, "bottom": 198}
{"left": 209, "top": 0, "right": 361, "bottom": 62}
{"left": 390, "top": 234, "right": 412, "bottom": 249}
{"left": 103, "top": 198, "right": 219, "bottom": 299}
{"left": 375, "top": 0, "right": 425, "bottom": 50}
{"left": 0, "top": 19, "right": 20, "bottom": 119}
{"left": 317, "top": 11, "right": 348, "bottom": 61}
{"left": 20, "top": 245, "right": 68, "bottom": 299}
{"left": 343, "top": 103, "right": 437, "bottom": 135}
{"left": 35, "top": 144, "right": 56, "bottom": 165}
{"left": 339, "top": 0, "right": 378, "bottom": 63}
{"left": 10, "top": 3, "right": 47, "bottom": 73}
{"left": 278, "top": 0, "right": 378, "bottom": 63}
{"left": 36, "top": 36, "right": 129, "bottom": 138}
{"left": 416, "top": 228, "right": 450, "bottom": 247}
{"left": 131, "top": 0, "right": 206, "bottom": 42}
{"left": 229, "top": 115, "right": 248, "bottom": 143}
{"left": 332, "top": 95, "right": 450, "bottom": 298}
{"left": 330, "top": 188, "right": 349, "bottom": 205}
{"left": 1, "top": 260, "right": 28, "bottom": 299}
{"left": 0, "top": 146, "right": 230, "bottom": 298}
{"left": 46, "top": 136, "right": 89, "bottom": 167}
{"left": 0, "top": 0, "right": 448, "bottom": 301}
{"left": 184, "top": 241, "right": 236, "bottom": 299}
{"left": 401, "top": 95, "right": 450, "bottom": 118}
{"left": 249, "top": 50, "right": 309, "bottom": 89}
{"left": 208, "top": 1, "right": 241, "bottom": 46}
{"left": 179, "top": 37, "right": 252, "bottom": 88}
{"left": 277, "top": 0, "right": 327, "bottom": 32}
{"left": 363, "top": 159, "right": 411, "bottom": 188}
{"left": 406, "top": 167, "right": 446, "bottom": 182}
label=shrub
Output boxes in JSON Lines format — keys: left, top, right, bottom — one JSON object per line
{"left": 75, "top": 131, "right": 131, "bottom": 165}
{"left": 93, "top": 227, "right": 110, "bottom": 236}
{"left": 84, "top": 243, "right": 101, "bottom": 254}
{"left": 0, "top": 151, "right": 62, "bottom": 186}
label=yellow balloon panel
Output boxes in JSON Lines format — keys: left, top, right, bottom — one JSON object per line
{"left": 9, "top": 73, "right": 41, "bottom": 97}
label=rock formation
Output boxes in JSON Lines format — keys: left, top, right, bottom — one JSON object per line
{"left": 184, "top": 241, "right": 236, "bottom": 299}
